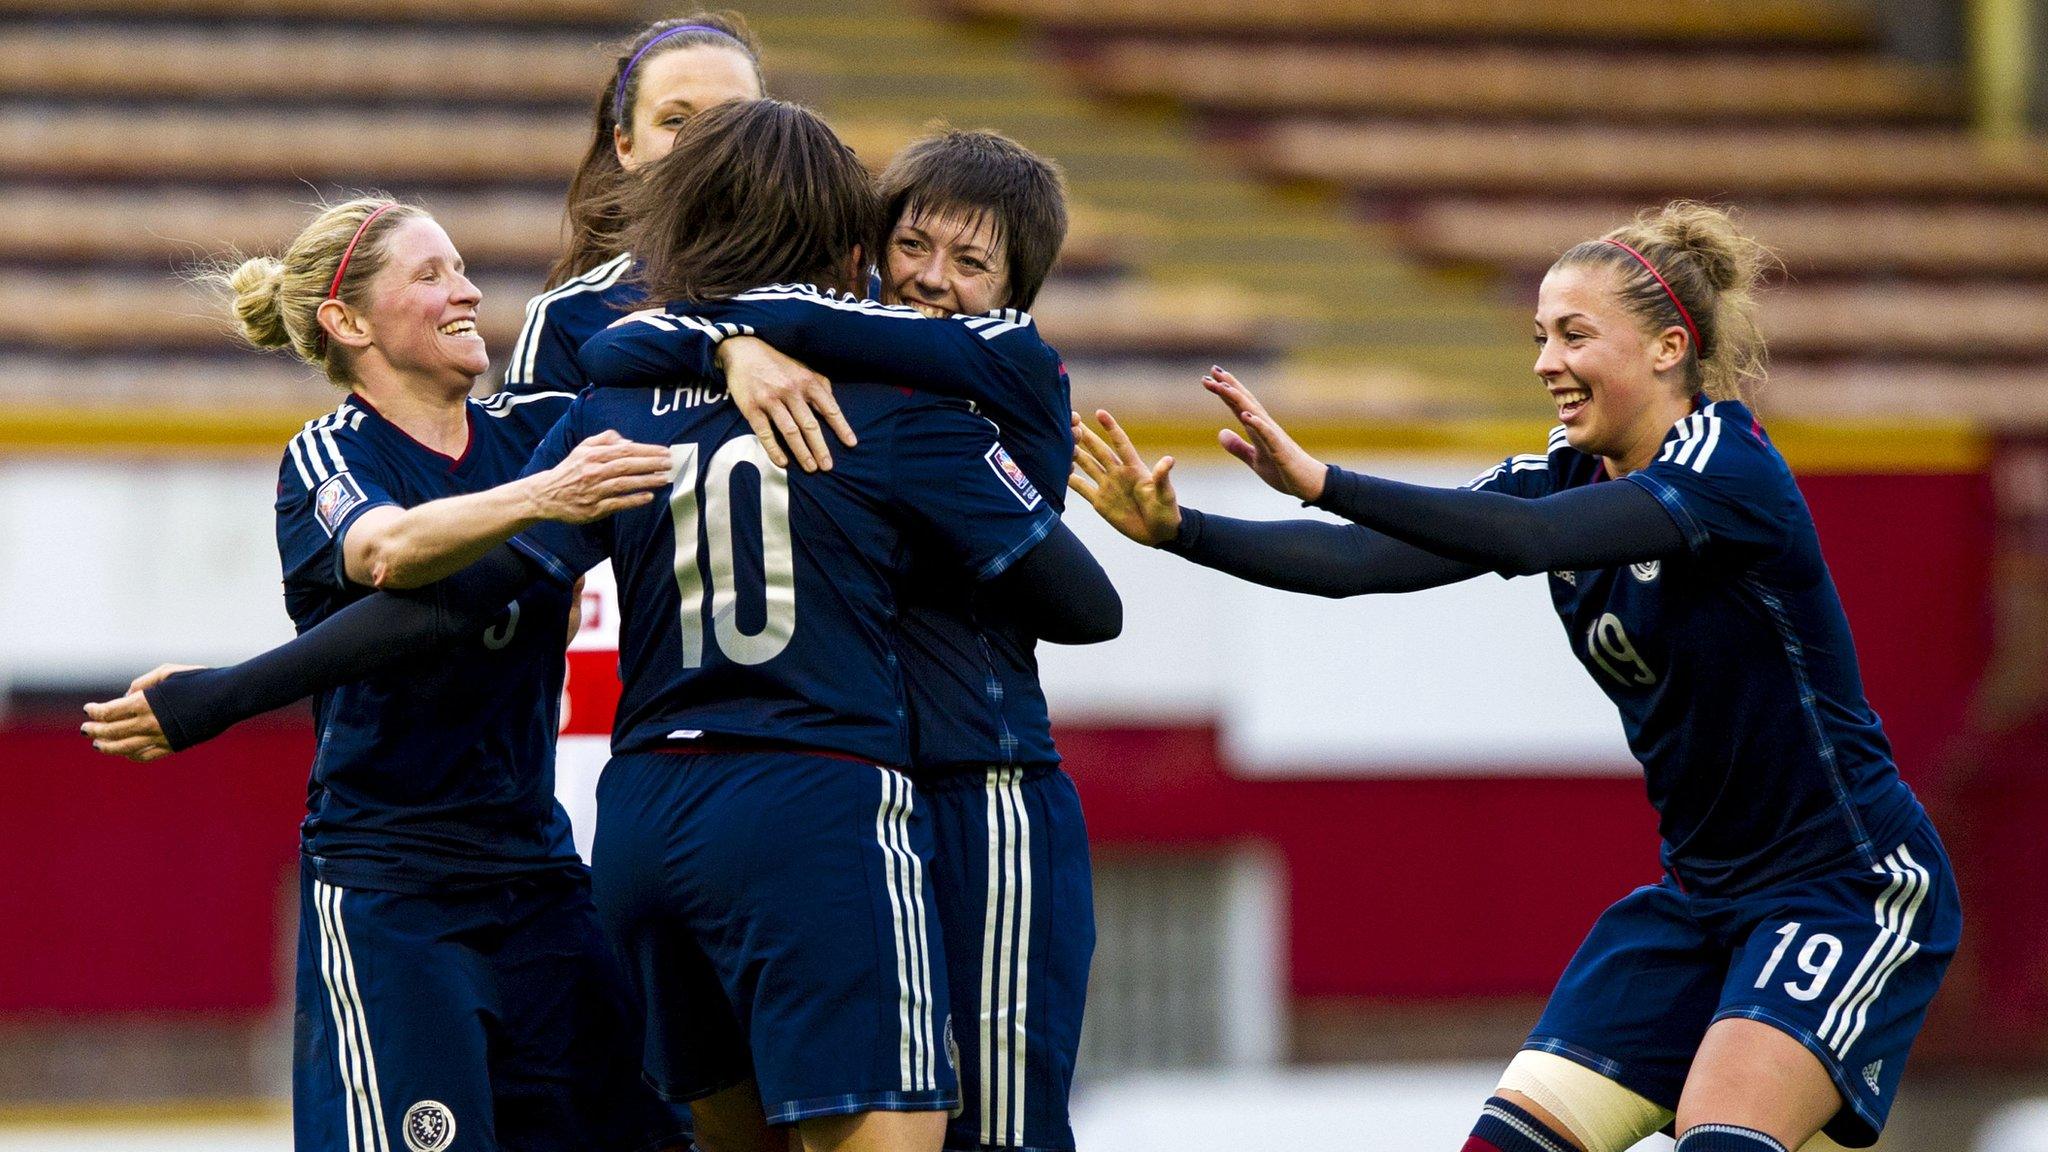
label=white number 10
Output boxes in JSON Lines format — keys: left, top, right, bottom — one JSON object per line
{"left": 669, "top": 438, "right": 797, "bottom": 667}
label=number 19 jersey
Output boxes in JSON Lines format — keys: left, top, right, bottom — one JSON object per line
{"left": 511, "top": 381, "right": 1059, "bottom": 766}
{"left": 1472, "top": 400, "right": 1921, "bottom": 895}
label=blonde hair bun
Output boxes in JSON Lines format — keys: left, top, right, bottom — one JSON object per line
{"left": 225, "top": 255, "right": 292, "bottom": 350}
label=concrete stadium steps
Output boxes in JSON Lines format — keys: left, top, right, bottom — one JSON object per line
{"left": 1398, "top": 200, "right": 2048, "bottom": 279}
{"left": 0, "top": 188, "right": 574, "bottom": 269}
{"left": 1063, "top": 42, "right": 1960, "bottom": 125}
{"left": 0, "top": 0, "right": 619, "bottom": 23}
{"left": 0, "top": 108, "right": 590, "bottom": 182}
{"left": 935, "top": 0, "right": 1872, "bottom": 46}
{"left": 1237, "top": 121, "right": 2048, "bottom": 200}
{"left": 0, "top": 271, "right": 1275, "bottom": 361}
{"left": 0, "top": 27, "right": 614, "bottom": 103}
{"left": 746, "top": 2, "right": 1543, "bottom": 400}
{"left": 0, "top": 186, "right": 1129, "bottom": 280}
{"left": 0, "top": 0, "right": 1635, "bottom": 418}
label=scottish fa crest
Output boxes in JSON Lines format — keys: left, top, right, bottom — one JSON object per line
{"left": 1630, "top": 560, "right": 1661, "bottom": 583}
{"left": 403, "top": 1100, "right": 456, "bottom": 1152}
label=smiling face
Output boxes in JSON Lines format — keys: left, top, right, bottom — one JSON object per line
{"left": 350, "top": 216, "right": 487, "bottom": 391}
{"left": 883, "top": 208, "right": 1011, "bottom": 318}
{"left": 1533, "top": 261, "right": 1695, "bottom": 472}
{"left": 614, "top": 43, "right": 763, "bottom": 173}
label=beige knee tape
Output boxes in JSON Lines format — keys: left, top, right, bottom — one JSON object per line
{"left": 1796, "top": 1135, "right": 1851, "bottom": 1152}
{"left": 1497, "top": 1050, "right": 1674, "bottom": 1152}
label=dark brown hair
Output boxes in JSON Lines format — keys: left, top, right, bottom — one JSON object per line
{"left": 624, "top": 99, "right": 882, "bottom": 302}
{"left": 1552, "top": 201, "right": 1779, "bottom": 403}
{"left": 548, "top": 11, "right": 764, "bottom": 288}
{"left": 877, "top": 129, "right": 1068, "bottom": 310}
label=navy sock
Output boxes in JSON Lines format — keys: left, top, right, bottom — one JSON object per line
{"left": 1465, "top": 1096, "right": 1578, "bottom": 1152}
{"left": 1676, "top": 1125, "right": 1789, "bottom": 1152}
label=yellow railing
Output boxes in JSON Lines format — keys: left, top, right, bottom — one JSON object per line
{"left": 0, "top": 406, "right": 1990, "bottom": 475}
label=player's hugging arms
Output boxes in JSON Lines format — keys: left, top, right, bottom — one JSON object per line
{"left": 1075, "top": 202, "right": 1959, "bottom": 1152}
{"left": 87, "top": 194, "right": 686, "bottom": 1152}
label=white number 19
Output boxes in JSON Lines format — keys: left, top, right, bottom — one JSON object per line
{"left": 669, "top": 438, "right": 797, "bottom": 667}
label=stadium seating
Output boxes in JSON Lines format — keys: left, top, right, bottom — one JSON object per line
{"left": 938, "top": 0, "right": 1871, "bottom": 43}
{"left": 961, "top": 0, "right": 2048, "bottom": 418}
{"left": 6, "top": 0, "right": 2043, "bottom": 429}
{"left": 1066, "top": 43, "right": 1958, "bottom": 122}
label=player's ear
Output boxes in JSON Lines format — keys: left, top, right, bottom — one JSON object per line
{"left": 613, "top": 122, "right": 634, "bottom": 168}
{"left": 317, "top": 298, "right": 374, "bottom": 352}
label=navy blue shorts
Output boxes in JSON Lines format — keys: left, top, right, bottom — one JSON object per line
{"left": 592, "top": 750, "right": 957, "bottom": 1125}
{"left": 292, "top": 864, "right": 687, "bottom": 1152}
{"left": 1527, "top": 815, "right": 1960, "bottom": 1146}
{"left": 923, "top": 765, "right": 1095, "bottom": 1152}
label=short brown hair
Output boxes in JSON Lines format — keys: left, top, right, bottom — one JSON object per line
{"left": 623, "top": 99, "right": 881, "bottom": 302}
{"left": 877, "top": 129, "right": 1068, "bottom": 310}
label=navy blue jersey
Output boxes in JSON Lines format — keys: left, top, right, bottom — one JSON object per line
{"left": 502, "top": 252, "right": 641, "bottom": 395}
{"left": 508, "top": 371, "right": 1059, "bottom": 766}
{"left": 275, "top": 392, "right": 582, "bottom": 894}
{"left": 580, "top": 286, "right": 1074, "bottom": 771}
{"left": 1473, "top": 400, "right": 1919, "bottom": 894}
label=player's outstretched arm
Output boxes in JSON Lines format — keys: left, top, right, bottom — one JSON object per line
{"left": 1202, "top": 366, "right": 1688, "bottom": 575}
{"left": 344, "top": 430, "right": 670, "bottom": 589}
{"left": 81, "top": 547, "right": 546, "bottom": 760}
{"left": 1071, "top": 407, "right": 1484, "bottom": 595}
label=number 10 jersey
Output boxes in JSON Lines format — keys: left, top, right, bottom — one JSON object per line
{"left": 511, "top": 381, "right": 1058, "bottom": 768}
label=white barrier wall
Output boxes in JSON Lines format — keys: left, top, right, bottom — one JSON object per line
{"left": 3, "top": 453, "right": 1630, "bottom": 774}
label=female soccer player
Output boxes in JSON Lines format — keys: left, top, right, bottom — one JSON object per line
{"left": 503, "top": 11, "right": 765, "bottom": 396}
{"left": 85, "top": 102, "right": 1120, "bottom": 1152}
{"left": 585, "top": 129, "right": 1095, "bottom": 1152}
{"left": 1071, "top": 203, "right": 1958, "bottom": 1152}
{"left": 84, "top": 196, "right": 683, "bottom": 1152}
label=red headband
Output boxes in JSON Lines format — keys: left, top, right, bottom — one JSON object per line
{"left": 318, "top": 202, "right": 400, "bottom": 351}
{"left": 328, "top": 202, "right": 400, "bottom": 301}
{"left": 1603, "top": 238, "right": 1702, "bottom": 358}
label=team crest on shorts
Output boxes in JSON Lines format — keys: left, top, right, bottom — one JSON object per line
{"left": 1630, "top": 560, "right": 1661, "bottom": 583}
{"left": 314, "top": 473, "right": 369, "bottom": 537}
{"left": 402, "top": 1100, "right": 456, "bottom": 1152}
{"left": 984, "top": 443, "right": 1043, "bottom": 510}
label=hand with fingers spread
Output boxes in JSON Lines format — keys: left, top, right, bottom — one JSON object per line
{"left": 718, "top": 336, "right": 855, "bottom": 473}
{"left": 81, "top": 662, "right": 201, "bottom": 762}
{"left": 1069, "top": 408, "right": 1182, "bottom": 547}
{"left": 1202, "top": 365, "right": 1328, "bottom": 502}
{"left": 525, "top": 429, "right": 676, "bottom": 524}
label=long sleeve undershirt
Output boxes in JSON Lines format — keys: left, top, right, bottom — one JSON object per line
{"left": 1309, "top": 465, "right": 1687, "bottom": 576}
{"left": 1162, "top": 465, "right": 1686, "bottom": 595}
{"left": 144, "top": 521, "right": 1120, "bottom": 752}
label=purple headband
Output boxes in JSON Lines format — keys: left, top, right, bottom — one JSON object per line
{"left": 614, "top": 24, "right": 743, "bottom": 125}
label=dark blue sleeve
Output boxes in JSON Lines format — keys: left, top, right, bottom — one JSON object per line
{"left": 1311, "top": 465, "right": 1687, "bottom": 577}
{"left": 584, "top": 290, "right": 1066, "bottom": 429}
{"left": 1164, "top": 508, "right": 1485, "bottom": 596}
{"left": 145, "top": 548, "right": 541, "bottom": 750}
{"left": 274, "top": 419, "right": 400, "bottom": 590}
{"left": 889, "top": 402, "right": 1059, "bottom": 581}
{"left": 578, "top": 308, "right": 723, "bottom": 387}
{"left": 1623, "top": 412, "right": 1801, "bottom": 559}
{"left": 504, "top": 400, "right": 613, "bottom": 585}
{"left": 504, "top": 294, "right": 598, "bottom": 395}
